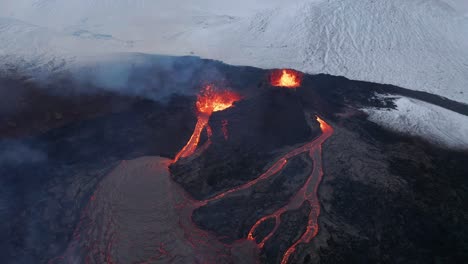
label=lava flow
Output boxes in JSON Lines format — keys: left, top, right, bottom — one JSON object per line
{"left": 270, "top": 69, "right": 302, "bottom": 88}
{"left": 175, "top": 113, "right": 333, "bottom": 263}
{"left": 174, "top": 85, "right": 241, "bottom": 162}
{"left": 247, "top": 117, "right": 333, "bottom": 264}
{"left": 56, "top": 114, "right": 333, "bottom": 264}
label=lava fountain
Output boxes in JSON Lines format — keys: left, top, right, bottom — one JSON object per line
{"left": 270, "top": 69, "right": 302, "bottom": 88}
{"left": 174, "top": 85, "right": 241, "bottom": 162}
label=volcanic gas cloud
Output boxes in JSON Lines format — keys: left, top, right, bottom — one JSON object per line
{"left": 270, "top": 69, "right": 302, "bottom": 88}
{"left": 174, "top": 85, "right": 241, "bottom": 162}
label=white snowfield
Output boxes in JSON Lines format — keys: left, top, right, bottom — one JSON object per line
{"left": 363, "top": 96, "right": 468, "bottom": 150}
{"left": 1, "top": 0, "right": 467, "bottom": 102}
{"left": 1, "top": 0, "right": 467, "bottom": 149}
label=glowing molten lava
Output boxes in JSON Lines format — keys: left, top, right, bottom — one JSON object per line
{"left": 63, "top": 113, "right": 334, "bottom": 264}
{"left": 174, "top": 85, "right": 240, "bottom": 162}
{"left": 270, "top": 69, "right": 302, "bottom": 88}
{"left": 196, "top": 85, "right": 240, "bottom": 114}
{"left": 172, "top": 82, "right": 332, "bottom": 264}
{"left": 191, "top": 115, "right": 333, "bottom": 264}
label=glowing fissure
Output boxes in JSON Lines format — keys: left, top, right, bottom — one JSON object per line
{"left": 174, "top": 114, "right": 210, "bottom": 162}
{"left": 177, "top": 114, "right": 333, "bottom": 264}
{"left": 196, "top": 85, "right": 241, "bottom": 115}
{"left": 174, "top": 85, "right": 241, "bottom": 162}
{"left": 270, "top": 69, "right": 302, "bottom": 88}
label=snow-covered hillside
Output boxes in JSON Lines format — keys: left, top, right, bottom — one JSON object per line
{"left": 177, "top": 0, "right": 468, "bottom": 104}
{"left": 363, "top": 96, "right": 468, "bottom": 150}
{"left": 1, "top": 0, "right": 467, "bottom": 104}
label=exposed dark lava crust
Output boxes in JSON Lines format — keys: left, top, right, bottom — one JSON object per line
{"left": 1, "top": 55, "right": 467, "bottom": 264}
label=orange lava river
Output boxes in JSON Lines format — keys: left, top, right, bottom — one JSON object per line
{"left": 175, "top": 101, "right": 334, "bottom": 264}
{"left": 174, "top": 85, "right": 240, "bottom": 162}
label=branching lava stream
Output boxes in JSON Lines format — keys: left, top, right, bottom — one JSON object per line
{"left": 175, "top": 94, "right": 334, "bottom": 264}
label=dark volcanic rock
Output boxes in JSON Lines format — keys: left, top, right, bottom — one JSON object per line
{"left": 0, "top": 95, "right": 197, "bottom": 263}
{"left": 1, "top": 55, "right": 468, "bottom": 264}
{"left": 192, "top": 154, "right": 313, "bottom": 241}
{"left": 293, "top": 117, "right": 468, "bottom": 264}
{"left": 170, "top": 88, "right": 318, "bottom": 200}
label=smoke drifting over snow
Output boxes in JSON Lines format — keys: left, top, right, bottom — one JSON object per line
{"left": 0, "top": 53, "right": 229, "bottom": 112}
{"left": 1, "top": 0, "right": 467, "bottom": 104}
{"left": 63, "top": 54, "right": 225, "bottom": 101}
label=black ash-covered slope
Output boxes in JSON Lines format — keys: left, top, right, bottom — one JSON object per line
{"left": 0, "top": 55, "right": 467, "bottom": 264}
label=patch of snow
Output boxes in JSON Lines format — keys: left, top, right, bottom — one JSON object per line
{"left": 363, "top": 96, "right": 468, "bottom": 150}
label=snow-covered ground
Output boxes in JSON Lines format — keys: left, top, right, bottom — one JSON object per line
{"left": 1, "top": 0, "right": 467, "bottom": 149}
{"left": 180, "top": 0, "right": 468, "bottom": 104}
{"left": 363, "top": 96, "right": 468, "bottom": 150}
{"left": 1, "top": 0, "right": 467, "bottom": 103}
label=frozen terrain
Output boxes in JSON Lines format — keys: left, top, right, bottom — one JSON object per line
{"left": 363, "top": 95, "right": 468, "bottom": 150}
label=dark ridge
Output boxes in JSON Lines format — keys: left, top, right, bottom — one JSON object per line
{"left": 379, "top": 83, "right": 468, "bottom": 115}
{"left": 306, "top": 73, "right": 468, "bottom": 116}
